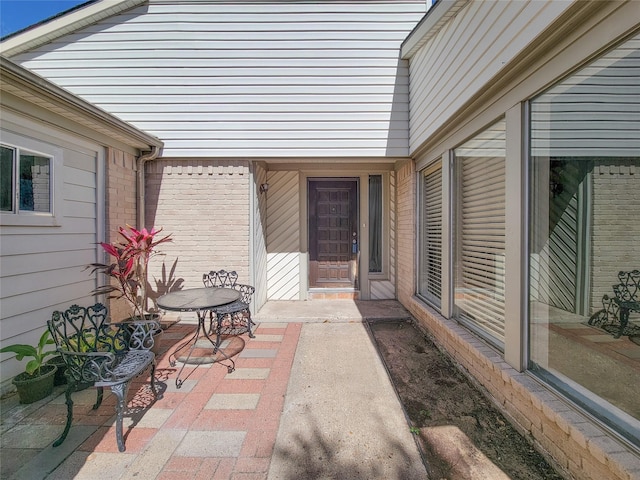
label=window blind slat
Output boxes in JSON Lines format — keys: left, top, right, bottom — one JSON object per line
{"left": 455, "top": 119, "right": 506, "bottom": 344}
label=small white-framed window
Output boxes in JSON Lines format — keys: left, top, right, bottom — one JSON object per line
{"left": 1, "top": 145, "right": 52, "bottom": 214}
{"left": 0, "top": 131, "right": 62, "bottom": 227}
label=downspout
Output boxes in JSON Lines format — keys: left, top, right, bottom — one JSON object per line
{"left": 136, "top": 146, "right": 160, "bottom": 229}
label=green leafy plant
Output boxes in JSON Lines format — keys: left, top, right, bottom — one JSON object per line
{"left": 409, "top": 426, "right": 421, "bottom": 435}
{"left": 0, "top": 329, "right": 57, "bottom": 377}
{"left": 87, "top": 225, "right": 172, "bottom": 319}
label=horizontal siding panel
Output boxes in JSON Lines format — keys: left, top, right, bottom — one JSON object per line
{"left": 0, "top": 233, "right": 96, "bottom": 256}
{"left": 139, "top": 121, "right": 409, "bottom": 131}
{"left": 408, "top": 0, "right": 572, "bottom": 153}
{"left": 0, "top": 249, "right": 96, "bottom": 277}
{"left": 14, "top": 1, "right": 426, "bottom": 157}
{"left": 0, "top": 266, "right": 95, "bottom": 298}
{"left": 1, "top": 281, "right": 96, "bottom": 334}
{"left": 39, "top": 66, "right": 409, "bottom": 78}
{"left": 52, "top": 82, "right": 409, "bottom": 94}
{"left": 29, "top": 49, "right": 403, "bottom": 62}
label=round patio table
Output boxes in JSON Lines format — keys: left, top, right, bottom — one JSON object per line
{"left": 158, "top": 287, "right": 241, "bottom": 387}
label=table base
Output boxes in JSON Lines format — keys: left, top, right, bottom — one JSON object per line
{"left": 169, "top": 311, "right": 240, "bottom": 388}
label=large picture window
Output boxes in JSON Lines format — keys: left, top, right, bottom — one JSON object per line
{"left": 529, "top": 32, "right": 639, "bottom": 443}
{"left": 453, "top": 120, "right": 506, "bottom": 347}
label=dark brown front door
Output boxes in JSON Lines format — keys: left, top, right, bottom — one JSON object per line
{"left": 308, "top": 180, "right": 358, "bottom": 288}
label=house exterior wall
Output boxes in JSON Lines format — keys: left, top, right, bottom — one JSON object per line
{"left": 10, "top": 0, "right": 426, "bottom": 158}
{"left": 396, "top": 160, "right": 415, "bottom": 306}
{"left": 0, "top": 106, "right": 103, "bottom": 387}
{"left": 103, "top": 147, "right": 138, "bottom": 321}
{"left": 265, "top": 170, "right": 301, "bottom": 300}
{"left": 144, "top": 159, "right": 251, "bottom": 301}
{"left": 405, "top": 0, "right": 573, "bottom": 157}
{"left": 253, "top": 162, "right": 268, "bottom": 309}
{"left": 402, "top": 1, "right": 640, "bottom": 479}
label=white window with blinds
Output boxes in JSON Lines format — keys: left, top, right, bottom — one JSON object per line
{"left": 418, "top": 160, "right": 442, "bottom": 308}
{"left": 454, "top": 119, "right": 506, "bottom": 347}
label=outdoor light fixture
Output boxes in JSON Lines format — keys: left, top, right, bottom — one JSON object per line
{"left": 260, "top": 183, "right": 269, "bottom": 193}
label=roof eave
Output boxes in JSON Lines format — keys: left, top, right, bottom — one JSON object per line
{"left": 401, "top": 0, "right": 469, "bottom": 60}
{"left": 0, "top": 56, "right": 163, "bottom": 152}
{"left": 0, "top": 0, "right": 147, "bottom": 57}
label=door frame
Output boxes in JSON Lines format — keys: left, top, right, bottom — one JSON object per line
{"left": 307, "top": 178, "right": 359, "bottom": 289}
{"left": 300, "top": 174, "right": 368, "bottom": 299}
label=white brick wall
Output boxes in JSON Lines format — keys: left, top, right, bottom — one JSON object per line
{"left": 591, "top": 160, "right": 640, "bottom": 313}
{"left": 144, "top": 159, "right": 251, "bottom": 300}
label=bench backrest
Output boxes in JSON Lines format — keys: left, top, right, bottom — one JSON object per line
{"left": 49, "top": 303, "right": 128, "bottom": 355}
{"left": 612, "top": 270, "right": 640, "bottom": 303}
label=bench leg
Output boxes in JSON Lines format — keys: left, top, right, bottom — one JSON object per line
{"left": 52, "top": 383, "right": 75, "bottom": 448}
{"left": 150, "top": 360, "right": 160, "bottom": 398}
{"left": 93, "top": 386, "right": 104, "bottom": 410}
{"left": 111, "top": 382, "right": 129, "bottom": 452}
{"left": 615, "top": 307, "right": 630, "bottom": 339}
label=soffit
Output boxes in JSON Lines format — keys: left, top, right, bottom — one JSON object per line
{"left": 401, "top": 0, "right": 469, "bottom": 59}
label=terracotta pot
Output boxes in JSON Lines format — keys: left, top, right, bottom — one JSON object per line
{"left": 12, "top": 364, "right": 57, "bottom": 404}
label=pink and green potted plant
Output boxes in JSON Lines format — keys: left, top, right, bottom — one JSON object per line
{"left": 88, "top": 225, "right": 172, "bottom": 321}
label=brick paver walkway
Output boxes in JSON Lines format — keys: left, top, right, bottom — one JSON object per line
{"left": 0, "top": 321, "right": 302, "bottom": 480}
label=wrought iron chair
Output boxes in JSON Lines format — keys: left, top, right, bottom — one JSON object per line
{"left": 588, "top": 270, "right": 640, "bottom": 338}
{"left": 202, "top": 270, "right": 256, "bottom": 339}
{"left": 47, "top": 303, "right": 160, "bottom": 452}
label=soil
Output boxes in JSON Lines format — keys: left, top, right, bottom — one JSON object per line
{"left": 369, "top": 320, "right": 564, "bottom": 480}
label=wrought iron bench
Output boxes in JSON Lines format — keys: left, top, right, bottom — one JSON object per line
{"left": 202, "top": 270, "right": 256, "bottom": 340}
{"left": 47, "top": 303, "right": 160, "bottom": 452}
{"left": 588, "top": 270, "right": 640, "bottom": 339}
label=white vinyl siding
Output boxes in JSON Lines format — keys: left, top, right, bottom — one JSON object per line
{"left": 11, "top": 1, "right": 426, "bottom": 158}
{"left": 531, "top": 34, "right": 640, "bottom": 157}
{"left": 406, "top": 0, "right": 572, "bottom": 155}
{"left": 454, "top": 120, "right": 506, "bottom": 345}
{"left": 418, "top": 160, "right": 442, "bottom": 307}
{"left": 0, "top": 122, "right": 100, "bottom": 382}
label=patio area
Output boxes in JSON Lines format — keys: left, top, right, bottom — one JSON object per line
{"left": 0, "top": 300, "right": 426, "bottom": 480}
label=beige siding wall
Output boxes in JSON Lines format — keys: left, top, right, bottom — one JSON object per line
{"left": 407, "top": 0, "right": 572, "bottom": 155}
{"left": 12, "top": 1, "right": 426, "bottom": 158}
{"left": 144, "top": 159, "right": 251, "bottom": 301}
{"left": 0, "top": 111, "right": 101, "bottom": 386}
{"left": 396, "top": 160, "right": 415, "bottom": 305}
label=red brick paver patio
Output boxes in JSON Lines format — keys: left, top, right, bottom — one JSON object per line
{"left": 0, "top": 320, "right": 302, "bottom": 480}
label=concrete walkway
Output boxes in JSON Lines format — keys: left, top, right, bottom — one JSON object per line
{"left": 268, "top": 322, "right": 426, "bottom": 479}
{"left": 0, "top": 300, "right": 428, "bottom": 479}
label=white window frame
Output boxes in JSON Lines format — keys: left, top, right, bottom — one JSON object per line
{"left": 0, "top": 130, "right": 63, "bottom": 227}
